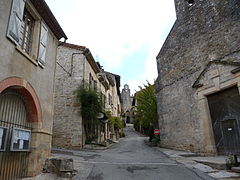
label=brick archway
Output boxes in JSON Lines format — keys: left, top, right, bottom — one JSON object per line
{"left": 0, "top": 77, "right": 42, "bottom": 122}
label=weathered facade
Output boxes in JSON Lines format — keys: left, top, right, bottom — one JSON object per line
{"left": 0, "top": 0, "right": 67, "bottom": 178}
{"left": 156, "top": 0, "right": 240, "bottom": 155}
{"left": 53, "top": 42, "right": 122, "bottom": 149}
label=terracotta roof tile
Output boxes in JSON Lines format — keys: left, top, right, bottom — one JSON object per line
{"left": 60, "top": 42, "right": 86, "bottom": 51}
{"left": 30, "top": 0, "right": 67, "bottom": 40}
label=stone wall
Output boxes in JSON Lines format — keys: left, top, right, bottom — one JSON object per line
{"left": 156, "top": 0, "right": 240, "bottom": 153}
{"left": 53, "top": 46, "right": 85, "bottom": 149}
{"left": 53, "top": 45, "right": 122, "bottom": 148}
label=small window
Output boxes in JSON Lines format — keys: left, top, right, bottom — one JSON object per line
{"left": 187, "top": 0, "right": 194, "bottom": 6}
{"left": 19, "top": 9, "right": 35, "bottom": 55}
{"left": 109, "top": 94, "right": 112, "bottom": 106}
{"left": 94, "top": 80, "right": 97, "bottom": 90}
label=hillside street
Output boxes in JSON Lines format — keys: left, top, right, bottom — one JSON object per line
{"left": 49, "top": 125, "right": 215, "bottom": 180}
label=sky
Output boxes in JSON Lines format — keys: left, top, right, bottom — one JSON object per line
{"left": 45, "top": 0, "right": 176, "bottom": 94}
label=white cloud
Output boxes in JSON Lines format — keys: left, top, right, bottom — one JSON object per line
{"left": 46, "top": 0, "right": 176, "bottom": 91}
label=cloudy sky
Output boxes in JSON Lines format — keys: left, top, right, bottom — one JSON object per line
{"left": 45, "top": 0, "right": 176, "bottom": 93}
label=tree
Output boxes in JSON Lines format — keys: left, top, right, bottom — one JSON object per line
{"left": 134, "top": 82, "right": 158, "bottom": 137}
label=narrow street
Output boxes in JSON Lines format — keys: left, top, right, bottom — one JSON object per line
{"left": 53, "top": 125, "right": 215, "bottom": 180}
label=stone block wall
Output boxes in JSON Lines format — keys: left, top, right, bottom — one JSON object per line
{"left": 53, "top": 46, "right": 85, "bottom": 149}
{"left": 156, "top": 0, "right": 240, "bottom": 153}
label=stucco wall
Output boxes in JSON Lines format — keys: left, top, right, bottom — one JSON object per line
{"left": 156, "top": 0, "right": 240, "bottom": 153}
{"left": 0, "top": 0, "right": 59, "bottom": 176}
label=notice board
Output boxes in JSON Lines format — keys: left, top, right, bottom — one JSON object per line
{"left": 11, "top": 128, "right": 31, "bottom": 151}
{"left": 0, "top": 126, "right": 8, "bottom": 151}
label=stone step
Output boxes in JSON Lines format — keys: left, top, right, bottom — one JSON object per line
{"left": 189, "top": 156, "right": 227, "bottom": 170}
{"left": 232, "top": 167, "right": 240, "bottom": 173}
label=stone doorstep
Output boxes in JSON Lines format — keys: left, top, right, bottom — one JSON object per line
{"left": 208, "top": 171, "right": 240, "bottom": 179}
{"left": 232, "top": 167, "right": 240, "bottom": 173}
{"left": 189, "top": 157, "right": 227, "bottom": 170}
{"left": 156, "top": 147, "right": 227, "bottom": 170}
{"left": 192, "top": 163, "right": 218, "bottom": 173}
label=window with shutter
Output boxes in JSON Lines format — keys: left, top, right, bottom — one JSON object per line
{"left": 38, "top": 23, "right": 48, "bottom": 66}
{"left": 7, "top": 0, "right": 49, "bottom": 67}
{"left": 7, "top": 0, "right": 25, "bottom": 44}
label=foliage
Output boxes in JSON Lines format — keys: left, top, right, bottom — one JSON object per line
{"left": 105, "top": 111, "right": 124, "bottom": 130}
{"left": 75, "top": 83, "right": 104, "bottom": 143}
{"left": 108, "top": 116, "right": 124, "bottom": 129}
{"left": 135, "top": 82, "right": 158, "bottom": 134}
{"left": 75, "top": 83, "right": 103, "bottom": 123}
{"left": 226, "top": 155, "right": 239, "bottom": 169}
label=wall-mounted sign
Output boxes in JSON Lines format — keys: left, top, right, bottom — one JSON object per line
{"left": 0, "top": 126, "right": 8, "bottom": 151}
{"left": 154, "top": 129, "right": 160, "bottom": 135}
{"left": 11, "top": 128, "right": 31, "bottom": 151}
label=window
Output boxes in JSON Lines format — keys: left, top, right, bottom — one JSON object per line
{"left": 187, "top": 0, "right": 194, "bottom": 6}
{"left": 7, "top": 0, "right": 48, "bottom": 66}
{"left": 108, "top": 94, "right": 112, "bottom": 106}
{"left": 19, "top": 9, "right": 34, "bottom": 55}
{"left": 94, "top": 80, "right": 98, "bottom": 91}
{"left": 89, "top": 73, "right": 93, "bottom": 88}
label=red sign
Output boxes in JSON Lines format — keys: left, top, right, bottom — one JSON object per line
{"left": 154, "top": 129, "right": 160, "bottom": 135}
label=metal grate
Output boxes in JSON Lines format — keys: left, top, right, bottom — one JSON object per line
{"left": 0, "top": 92, "right": 31, "bottom": 180}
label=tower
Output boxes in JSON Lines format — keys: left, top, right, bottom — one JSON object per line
{"left": 121, "top": 84, "right": 132, "bottom": 114}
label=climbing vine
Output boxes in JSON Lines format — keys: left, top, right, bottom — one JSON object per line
{"left": 75, "top": 83, "right": 104, "bottom": 143}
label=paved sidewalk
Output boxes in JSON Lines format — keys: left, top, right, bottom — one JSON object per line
{"left": 154, "top": 147, "right": 240, "bottom": 180}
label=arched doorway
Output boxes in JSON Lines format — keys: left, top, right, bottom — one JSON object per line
{"left": 0, "top": 77, "right": 41, "bottom": 179}
{"left": 0, "top": 90, "right": 31, "bottom": 180}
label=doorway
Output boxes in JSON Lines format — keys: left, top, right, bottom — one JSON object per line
{"left": 207, "top": 86, "right": 240, "bottom": 155}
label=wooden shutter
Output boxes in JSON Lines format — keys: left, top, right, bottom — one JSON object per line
{"left": 7, "top": 0, "right": 25, "bottom": 44}
{"left": 38, "top": 22, "right": 48, "bottom": 66}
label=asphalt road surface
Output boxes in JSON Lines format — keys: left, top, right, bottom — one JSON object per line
{"left": 56, "top": 125, "right": 215, "bottom": 180}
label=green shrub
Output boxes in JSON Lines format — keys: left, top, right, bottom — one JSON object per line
{"left": 108, "top": 116, "right": 124, "bottom": 130}
{"left": 75, "top": 83, "right": 103, "bottom": 123}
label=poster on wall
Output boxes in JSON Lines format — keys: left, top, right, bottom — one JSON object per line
{"left": 0, "top": 126, "right": 8, "bottom": 151}
{"left": 11, "top": 128, "right": 31, "bottom": 151}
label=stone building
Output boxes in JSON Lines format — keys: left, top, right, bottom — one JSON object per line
{"left": 53, "top": 42, "right": 121, "bottom": 149}
{"left": 121, "top": 84, "right": 133, "bottom": 123}
{"left": 0, "top": 0, "right": 67, "bottom": 178}
{"left": 156, "top": 0, "right": 240, "bottom": 155}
